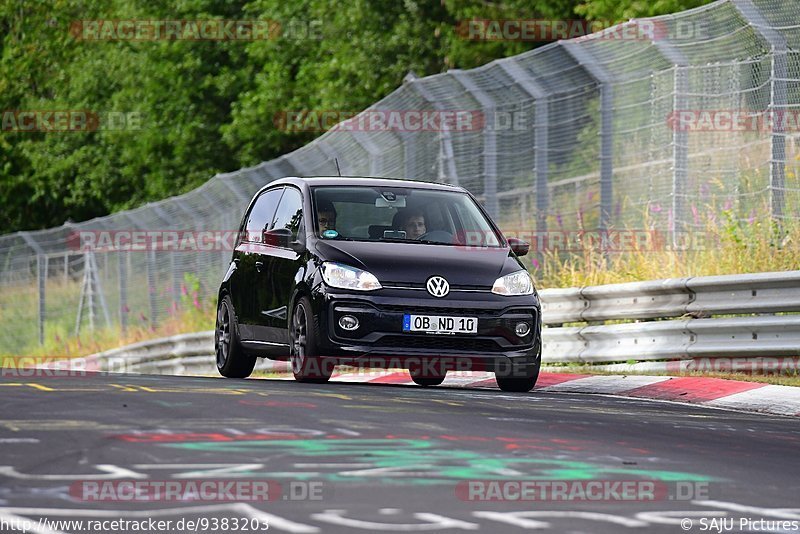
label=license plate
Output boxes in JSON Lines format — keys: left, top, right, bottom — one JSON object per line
{"left": 403, "top": 314, "right": 478, "bottom": 334}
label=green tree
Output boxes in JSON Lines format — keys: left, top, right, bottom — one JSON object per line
{"left": 0, "top": 0, "right": 715, "bottom": 234}
{"left": 576, "top": 0, "right": 713, "bottom": 21}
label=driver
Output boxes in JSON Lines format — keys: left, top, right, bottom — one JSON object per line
{"left": 394, "top": 208, "right": 427, "bottom": 239}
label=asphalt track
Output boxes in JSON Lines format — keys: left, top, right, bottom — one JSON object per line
{"left": 1, "top": 372, "right": 799, "bottom": 533}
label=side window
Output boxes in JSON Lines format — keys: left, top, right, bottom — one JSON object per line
{"left": 452, "top": 201, "right": 500, "bottom": 246}
{"left": 245, "top": 188, "right": 283, "bottom": 242}
{"left": 270, "top": 187, "right": 303, "bottom": 243}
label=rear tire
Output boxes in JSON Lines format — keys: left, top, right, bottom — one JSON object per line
{"left": 290, "top": 296, "right": 333, "bottom": 383}
{"left": 216, "top": 295, "right": 256, "bottom": 378}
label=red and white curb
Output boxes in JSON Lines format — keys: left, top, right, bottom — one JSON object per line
{"left": 280, "top": 370, "right": 800, "bottom": 417}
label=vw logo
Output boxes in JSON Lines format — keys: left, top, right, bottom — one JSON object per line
{"left": 426, "top": 276, "right": 450, "bottom": 298}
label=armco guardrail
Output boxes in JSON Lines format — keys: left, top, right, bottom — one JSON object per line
{"left": 59, "top": 331, "right": 283, "bottom": 376}
{"left": 65, "top": 270, "right": 799, "bottom": 374}
{"left": 539, "top": 270, "right": 800, "bottom": 364}
{"left": 540, "top": 270, "right": 800, "bottom": 324}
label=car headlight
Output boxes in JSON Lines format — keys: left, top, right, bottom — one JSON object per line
{"left": 321, "top": 262, "right": 382, "bottom": 291}
{"left": 491, "top": 270, "right": 533, "bottom": 296}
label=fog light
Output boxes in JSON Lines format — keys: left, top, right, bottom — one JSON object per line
{"left": 338, "top": 315, "right": 359, "bottom": 331}
{"left": 515, "top": 322, "right": 530, "bottom": 337}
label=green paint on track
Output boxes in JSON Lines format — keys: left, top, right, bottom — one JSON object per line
{"left": 164, "top": 438, "right": 716, "bottom": 485}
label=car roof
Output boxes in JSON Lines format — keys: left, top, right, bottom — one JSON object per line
{"left": 264, "top": 176, "right": 464, "bottom": 193}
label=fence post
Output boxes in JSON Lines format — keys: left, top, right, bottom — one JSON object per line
{"left": 90, "top": 251, "right": 111, "bottom": 328}
{"left": 671, "top": 66, "right": 689, "bottom": 239}
{"left": 172, "top": 200, "right": 207, "bottom": 298}
{"left": 561, "top": 42, "right": 614, "bottom": 232}
{"left": 451, "top": 70, "right": 499, "bottom": 219}
{"left": 117, "top": 213, "right": 142, "bottom": 330}
{"left": 150, "top": 204, "right": 181, "bottom": 306}
{"left": 651, "top": 34, "right": 690, "bottom": 243}
{"left": 142, "top": 247, "right": 156, "bottom": 329}
{"left": 408, "top": 79, "right": 461, "bottom": 186}
{"left": 129, "top": 209, "right": 161, "bottom": 326}
{"left": 37, "top": 255, "right": 46, "bottom": 346}
{"left": 393, "top": 131, "right": 416, "bottom": 179}
{"left": 88, "top": 255, "right": 94, "bottom": 331}
{"left": 118, "top": 252, "right": 128, "bottom": 335}
{"left": 731, "top": 0, "right": 787, "bottom": 222}
{"left": 770, "top": 47, "right": 788, "bottom": 221}
{"left": 120, "top": 208, "right": 158, "bottom": 328}
{"left": 350, "top": 129, "right": 385, "bottom": 177}
{"left": 498, "top": 59, "right": 551, "bottom": 239}
{"left": 20, "top": 232, "right": 46, "bottom": 345}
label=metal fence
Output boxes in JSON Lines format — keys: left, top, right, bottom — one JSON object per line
{"left": 2, "top": 0, "right": 800, "bottom": 354}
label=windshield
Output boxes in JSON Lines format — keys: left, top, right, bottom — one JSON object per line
{"left": 311, "top": 185, "right": 503, "bottom": 247}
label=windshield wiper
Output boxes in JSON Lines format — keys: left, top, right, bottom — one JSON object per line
{"left": 379, "top": 237, "right": 456, "bottom": 246}
{"left": 416, "top": 239, "right": 456, "bottom": 246}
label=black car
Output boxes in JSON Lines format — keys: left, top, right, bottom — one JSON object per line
{"left": 215, "top": 177, "right": 542, "bottom": 392}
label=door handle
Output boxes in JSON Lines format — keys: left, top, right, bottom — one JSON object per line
{"left": 255, "top": 261, "right": 264, "bottom": 272}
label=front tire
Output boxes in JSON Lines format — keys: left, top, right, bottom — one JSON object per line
{"left": 495, "top": 359, "right": 540, "bottom": 392}
{"left": 409, "top": 362, "right": 446, "bottom": 386}
{"left": 216, "top": 295, "right": 256, "bottom": 378}
{"left": 411, "top": 375, "right": 446, "bottom": 387}
{"left": 290, "top": 296, "right": 333, "bottom": 383}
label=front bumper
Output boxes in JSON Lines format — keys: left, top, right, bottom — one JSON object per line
{"left": 312, "top": 287, "right": 541, "bottom": 373}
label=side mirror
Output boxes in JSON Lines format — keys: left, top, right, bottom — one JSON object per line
{"left": 262, "top": 227, "right": 292, "bottom": 248}
{"left": 507, "top": 237, "right": 530, "bottom": 257}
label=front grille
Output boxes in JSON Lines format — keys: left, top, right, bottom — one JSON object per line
{"left": 379, "top": 304, "right": 490, "bottom": 316}
{"left": 382, "top": 281, "right": 491, "bottom": 291}
{"left": 374, "top": 335, "right": 503, "bottom": 352}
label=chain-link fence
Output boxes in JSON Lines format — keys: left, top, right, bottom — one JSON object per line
{"left": 2, "top": 0, "right": 800, "bottom": 355}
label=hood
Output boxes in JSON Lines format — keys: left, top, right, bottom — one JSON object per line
{"left": 313, "top": 239, "right": 524, "bottom": 287}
